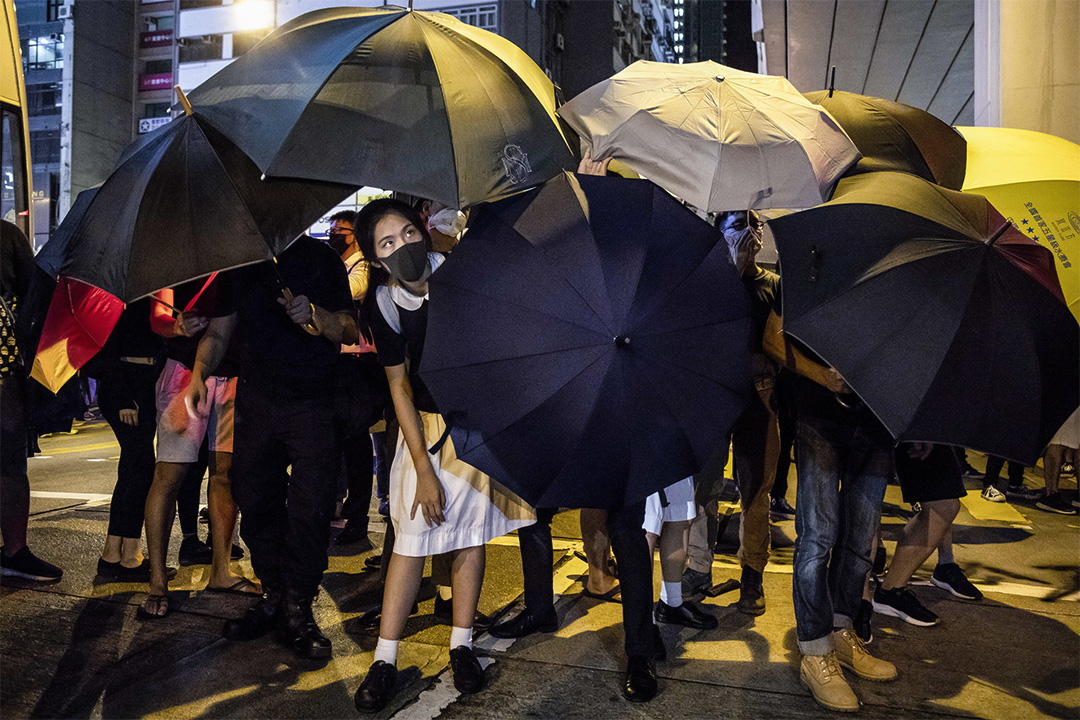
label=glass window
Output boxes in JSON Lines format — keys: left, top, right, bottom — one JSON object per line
{"left": 441, "top": 4, "right": 499, "bottom": 32}
{"left": 178, "top": 34, "right": 222, "bottom": 63}
{"left": 1, "top": 108, "right": 30, "bottom": 236}
{"left": 45, "top": 0, "right": 63, "bottom": 22}
{"left": 145, "top": 58, "right": 173, "bottom": 75}
{"left": 26, "top": 83, "right": 62, "bottom": 117}
{"left": 142, "top": 102, "right": 171, "bottom": 119}
{"left": 23, "top": 36, "right": 65, "bottom": 72}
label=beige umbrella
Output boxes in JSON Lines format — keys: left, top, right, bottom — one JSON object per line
{"left": 559, "top": 60, "right": 861, "bottom": 212}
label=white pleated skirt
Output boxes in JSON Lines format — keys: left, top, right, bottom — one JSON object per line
{"left": 643, "top": 476, "right": 697, "bottom": 536}
{"left": 390, "top": 412, "right": 536, "bottom": 557}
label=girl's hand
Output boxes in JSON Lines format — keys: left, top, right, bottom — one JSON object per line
{"left": 577, "top": 148, "right": 611, "bottom": 177}
{"left": 411, "top": 461, "right": 447, "bottom": 527}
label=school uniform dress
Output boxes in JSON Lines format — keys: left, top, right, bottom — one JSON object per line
{"left": 642, "top": 477, "right": 696, "bottom": 535}
{"left": 371, "top": 253, "right": 535, "bottom": 557}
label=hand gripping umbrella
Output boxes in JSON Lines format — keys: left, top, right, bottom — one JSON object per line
{"left": 769, "top": 171, "right": 1079, "bottom": 466}
{"left": 803, "top": 90, "right": 967, "bottom": 190}
{"left": 186, "top": 5, "right": 576, "bottom": 209}
{"left": 558, "top": 60, "right": 861, "bottom": 212}
{"left": 957, "top": 126, "right": 1079, "bottom": 320}
{"left": 418, "top": 172, "right": 752, "bottom": 509}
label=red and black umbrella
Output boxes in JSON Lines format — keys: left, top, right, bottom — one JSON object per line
{"left": 769, "top": 171, "right": 1079, "bottom": 465}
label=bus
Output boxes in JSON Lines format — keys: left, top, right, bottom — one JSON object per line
{"left": 0, "top": 0, "right": 32, "bottom": 242}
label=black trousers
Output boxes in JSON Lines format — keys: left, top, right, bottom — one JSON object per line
{"left": 605, "top": 500, "right": 655, "bottom": 659}
{"left": 231, "top": 379, "right": 339, "bottom": 597}
{"left": 983, "top": 455, "right": 1025, "bottom": 489}
{"left": 338, "top": 354, "right": 388, "bottom": 529}
{"left": 517, "top": 507, "right": 559, "bottom": 613}
{"left": 340, "top": 433, "right": 375, "bottom": 528}
{"left": 97, "top": 363, "right": 158, "bottom": 539}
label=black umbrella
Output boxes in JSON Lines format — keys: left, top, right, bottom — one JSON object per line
{"left": 418, "top": 172, "right": 752, "bottom": 508}
{"left": 50, "top": 106, "right": 354, "bottom": 302}
{"left": 186, "top": 6, "right": 576, "bottom": 209}
{"left": 804, "top": 90, "right": 966, "bottom": 190}
{"left": 769, "top": 171, "right": 1079, "bottom": 465}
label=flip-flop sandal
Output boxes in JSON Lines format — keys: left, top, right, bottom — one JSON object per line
{"left": 136, "top": 593, "right": 170, "bottom": 620}
{"left": 573, "top": 551, "right": 618, "bottom": 577}
{"left": 581, "top": 585, "right": 622, "bottom": 604}
{"left": 206, "top": 578, "right": 261, "bottom": 596}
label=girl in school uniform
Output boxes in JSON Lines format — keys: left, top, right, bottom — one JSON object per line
{"left": 352, "top": 199, "right": 535, "bottom": 713}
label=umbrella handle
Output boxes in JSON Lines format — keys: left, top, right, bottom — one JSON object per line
{"left": 280, "top": 287, "right": 321, "bottom": 336}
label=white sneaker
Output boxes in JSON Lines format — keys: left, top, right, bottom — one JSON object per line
{"left": 981, "top": 486, "right": 1006, "bottom": 503}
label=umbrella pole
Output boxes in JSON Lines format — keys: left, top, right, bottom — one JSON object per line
{"left": 828, "top": 66, "right": 836, "bottom": 97}
{"left": 986, "top": 223, "right": 1011, "bottom": 246}
{"left": 173, "top": 86, "right": 193, "bottom": 116}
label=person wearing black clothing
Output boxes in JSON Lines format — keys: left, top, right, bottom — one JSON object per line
{"left": 182, "top": 236, "right": 358, "bottom": 659}
{"left": 0, "top": 220, "right": 62, "bottom": 582}
{"left": 83, "top": 299, "right": 163, "bottom": 579}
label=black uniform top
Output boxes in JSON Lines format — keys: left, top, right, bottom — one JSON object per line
{"left": 165, "top": 271, "right": 242, "bottom": 377}
{"left": 229, "top": 236, "right": 353, "bottom": 389}
{"left": 371, "top": 283, "right": 440, "bottom": 415}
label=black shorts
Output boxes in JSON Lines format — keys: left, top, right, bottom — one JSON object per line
{"left": 895, "top": 445, "right": 966, "bottom": 504}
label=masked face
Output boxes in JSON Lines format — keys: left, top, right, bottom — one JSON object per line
{"left": 327, "top": 221, "right": 355, "bottom": 256}
{"left": 428, "top": 207, "right": 467, "bottom": 238}
{"left": 380, "top": 240, "right": 431, "bottom": 284}
{"left": 718, "top": 211, "right": 763, "bottom": 274}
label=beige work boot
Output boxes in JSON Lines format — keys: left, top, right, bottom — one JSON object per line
{"left": 800, "top": 651, "right": 859, "bottom": 712}
{"left": 832, "top": 627, "right": 898, "bottom": 681}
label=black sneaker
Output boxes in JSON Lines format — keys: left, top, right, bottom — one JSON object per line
{"left": 872, "top": 586, "right": 939, "bottom": 626}
{"left": 1005, "top": 484, "right": 1042, "bottom": 501}
{"left": 178, "top": 536, "right": 213, "bottom": 566}
{"left": 1036, "top": 492, "right": 1078, "bottom": 515}
{"left": 769, "top": 497, "right": 796, "bottom": 519}
{"left": 854, "top": 599, "right": 873, "bottom": 644}
{"left": 1061, "top": 462, "right": 1076, "bottom": 478}
{"left": 0, "top": 547, "right": 63, "bottom": 582}
{"left": 931, "top": 563, "right": 982, "bottom": 601}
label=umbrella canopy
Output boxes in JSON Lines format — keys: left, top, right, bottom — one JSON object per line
{"left": 804, "top": 90, "right": 966, "bottom": 190}
{"left": 958, "top": 126, "right": 1079, "bottom": 320}
{"left": 186, "top": 6, "right": 576, "bottom": 209}
{"left": 558, "top": 60, "right": 861, "bottom": 212}
{"left": 769, "top": 171, "right": 1079, "bottom": 466}
{"left": 419, "top": 172, "right": 752, "bottom": 509}
{"left": 50, "top": 112, "right": 353, "bottom": 302}
{"left": 30, "top": 276, "right": 124, "bottom": 393}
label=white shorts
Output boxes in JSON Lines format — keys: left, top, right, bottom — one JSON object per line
{"left": 155, "top": 358, "right": 237, "bottom": 463}
{"left": 643, "top": 476, "right": 697, "bottom": 536}
{"left": 390, "top": 412, "right": 536, "bottom": 557}
{"left": 1050, "top": 408, "right": 1080, "bottom": 450}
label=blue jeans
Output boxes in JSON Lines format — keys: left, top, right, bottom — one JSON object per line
{"left": 793, "top": 411, "right": 892, "bottom": 655}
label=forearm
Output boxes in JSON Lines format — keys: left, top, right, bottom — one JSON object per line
{"left": 762, "top": 311, "right": 837, "bottom": 390}
{"left": 149, "top": 291, "right": 177, "bottom": 337}
{"left": 190, "top": 314, "right": 235, "bottom": 382}
{"left": 386, "top": 366, "right": 431, "bottom": 471}
{"left": 312, "top": 306, "right": 359, "bottom": 345}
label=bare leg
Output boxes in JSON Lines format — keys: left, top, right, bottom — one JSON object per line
{"left": 581, "top": 508, "right": 617, "bottom": 594}
{"left": 101, "top": 535, "right": 143, "bottom": 566}
{"left": 450, "top": 546, "right": 486, "bottom": 629}
{"left": 378, "top": 553, "right": 427, "bottom": 641}
{"left": 101, "top": 535, "right": 123, "bottom": 564}
{"left": 142, "top": 462, "right": 187, "bottom": 614}
{"left": 1044, "top": 444, "right": 1066, "bottom": 495}
{"left": 658, "top": 520, "right": 690, "bottom": 584}
{"left": 207, "top": 452, "right": 257, "bottom": 591}
{"left": 881, "top": 499, "right": 959, "bottom": 591}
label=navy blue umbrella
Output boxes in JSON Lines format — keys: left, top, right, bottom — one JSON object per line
{"left": 419, "top": 172, "right": 752, "bottom": 508}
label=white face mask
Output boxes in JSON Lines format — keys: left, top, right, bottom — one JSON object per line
{"left": 722, "top": 225, "right": 763, "bottom": 274}
{"left": 428, "top": 207, "right": 467, "bottom": 238}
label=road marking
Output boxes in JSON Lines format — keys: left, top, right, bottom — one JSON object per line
{"left": 960, "top": 490, "right": 1027, "bottom": 523}
{"left": 38, "top": 441, "right": 120, "bottom": 456}
{"left": 30, "top": 491, "right": 112, "bottom": 502}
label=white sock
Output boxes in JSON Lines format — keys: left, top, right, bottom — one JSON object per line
{"left": 449, "top": 625, "right": 473, "bottom": 650}
{"left": 437, "top": 585, "right": 453, "bottom": 601}
{"left": 660, "top": 581, "right": 683, "bottom": 607}
{"left": 374, "top": 637, "right": 399, "bottom": 666}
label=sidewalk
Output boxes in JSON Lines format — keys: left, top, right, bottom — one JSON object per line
{"left": 1, "top": 440, "right": 1077, "bottom": 719}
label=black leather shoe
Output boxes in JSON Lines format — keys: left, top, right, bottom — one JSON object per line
{"left": 354, "top": 660, "right": 397, "bottom": 713}
{"left": 623, "top": 655, "right": 657, "bottom": 702}
{"left": 178, "top": 536, "right": 212, "bottom": 566}
{"left": 489, "top": 607, "right": 558, "bottom": 639}
{"left": 737, "top": 566, "right": 766, "bottom": 616}
{"left": 653, "top": 600, "right": 718, "bottom": 629}
{"left": 278, "top": 591, "right": 332, "bottom": 659}
{"left": 449, "top": 646, "right": 485, "bottom": 694}
{"left": 222, "top": 588, "right": 282, "bottom": 641}
{"left": 652, "top": 623, "right": 667, "bottom": 662}
{"left": 335, "top": 521, "right": 373, "bottom": 550}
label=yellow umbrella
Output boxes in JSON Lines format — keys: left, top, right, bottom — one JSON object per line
{"left": 957, "top": 126, "right": 1079, "bottom": 319}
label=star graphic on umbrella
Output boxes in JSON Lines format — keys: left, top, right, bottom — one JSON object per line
{"left": 1021, "top": 219, "right": 1029, "bottom": 225}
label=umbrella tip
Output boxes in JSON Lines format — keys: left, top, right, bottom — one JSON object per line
{"left": 715, "top": 75, "right": 725, "bottom": 82}
{"left": 828, "top": 66, "right": 836, "bottom": 98}
{"left": 174, "top": 85, "right": 193, "bottom": 116}
{"left": 614, "top": 335, "right": 631, "bottom": 349}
